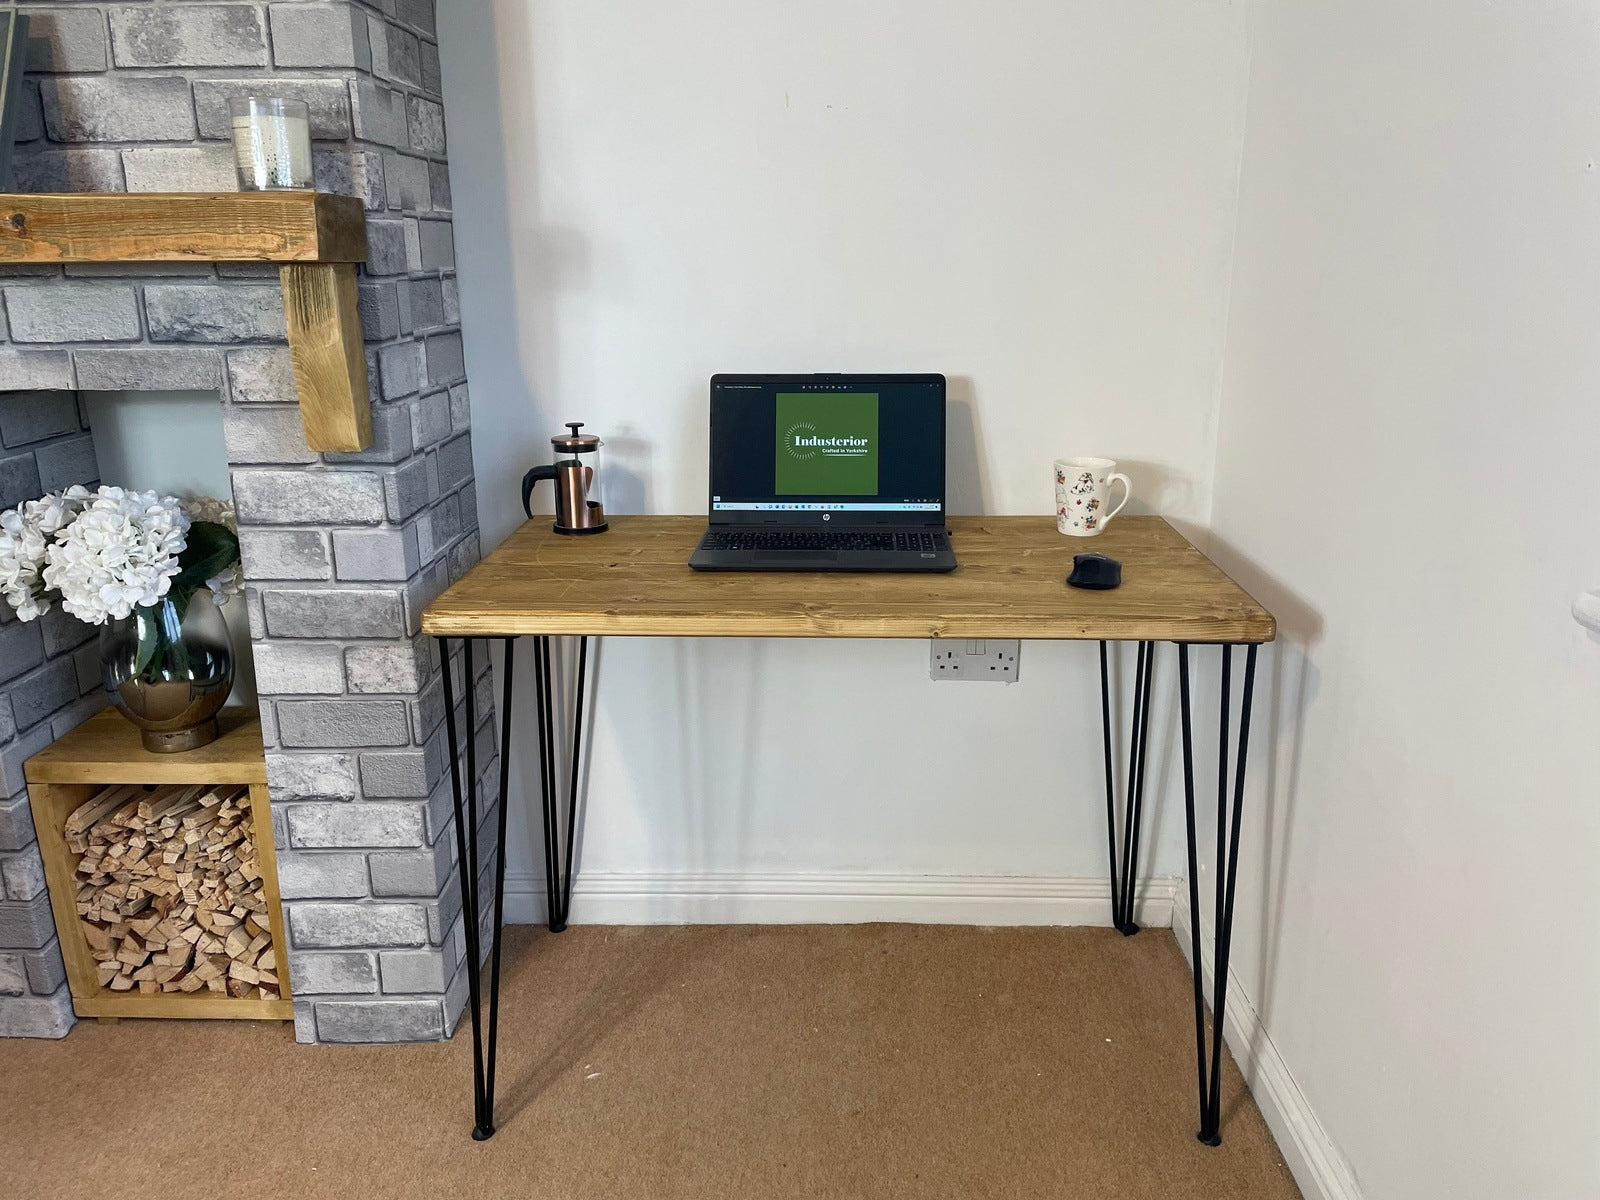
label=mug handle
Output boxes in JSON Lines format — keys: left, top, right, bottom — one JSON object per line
{"left": 1101, "top": 473, "right": 1132, "bottom": 527}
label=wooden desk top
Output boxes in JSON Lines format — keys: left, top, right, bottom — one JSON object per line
{"left": 423, "top": 516, "right": 1273, "bottom": 643}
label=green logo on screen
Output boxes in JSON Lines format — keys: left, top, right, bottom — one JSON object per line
{"left": 774, "top": 393, "right": 879, "bottom": 495}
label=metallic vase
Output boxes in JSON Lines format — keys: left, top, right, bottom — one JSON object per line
{"left": 99, "top": 591, "right": 234, "bottom": 753}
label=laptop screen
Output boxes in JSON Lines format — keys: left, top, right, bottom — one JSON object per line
{"left": 708, "top": 374, "right": 946, "bottom": 525}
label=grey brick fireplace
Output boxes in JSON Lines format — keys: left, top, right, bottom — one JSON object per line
{"left": 0, "top": 0, "right": 500, "bottom": 1044}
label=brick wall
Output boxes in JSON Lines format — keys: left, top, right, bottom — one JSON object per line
{"left": 0, "top": 0, "right": 500, "bottom": 1044}
{"left": 0, "top": 393, "right": 104, "bottom": 1037}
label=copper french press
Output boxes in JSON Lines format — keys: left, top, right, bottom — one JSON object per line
{"left": 521, "top": 422, "right": 608, "bottom": 535}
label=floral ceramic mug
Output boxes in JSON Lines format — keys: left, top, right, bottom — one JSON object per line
{"left": 1054, "top": 457, "right": 1132, "bottom": 536}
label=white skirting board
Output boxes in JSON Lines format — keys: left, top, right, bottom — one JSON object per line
{"left": 503, "top": 871, "right": 1178, "bottom": 928}
{"left": 1171, "top": 890, "right": 1363, "bottom": 1200}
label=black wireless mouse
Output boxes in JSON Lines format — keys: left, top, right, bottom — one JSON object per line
{"left": 1067, "top": 552, "right": 1122, "bottom": 590}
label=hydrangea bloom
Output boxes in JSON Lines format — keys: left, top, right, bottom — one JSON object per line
{"left": 0, "top": 486, "right": 243, "bottom": 627}
{"left": 0, "top": 485, "right": 93, "bottom": 619}
{"left": 40, "top": 488, "right": 190, "bottom": 624}
{"left": 183, "top": 496, "right": 234, "bottom": 528}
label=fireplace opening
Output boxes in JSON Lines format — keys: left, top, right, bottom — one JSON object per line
{"left": 1, "top": 387, "right": 257, "bottom": 712}
{"left": 80, "top": 389, "right": 257, "bottom": 710}
{"left": 2, "top": 386, "right": 295, "bottom": 1024}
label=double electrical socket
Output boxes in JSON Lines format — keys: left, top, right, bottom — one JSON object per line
{"left": 929, "top": 639, "right": 1020, "bottom": 683}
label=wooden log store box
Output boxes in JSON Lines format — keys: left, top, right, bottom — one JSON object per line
{"left": 24, "top": 710, "right": 293, "bottom": 1022}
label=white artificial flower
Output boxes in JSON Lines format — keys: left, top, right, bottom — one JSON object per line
{"left": 41, "top": 487, "right": 190, "bottom": 625}
{"left": 182, "top": 495, "right": 236, "bottom": 530}
{"left": 0, "top": 486, "right": 93, "bottom": 620}
{"left": 204, "top": 565, "right": 243, "bottom": 605}
{"left": 0, "top": 508, "right": 46, "bottom": 619}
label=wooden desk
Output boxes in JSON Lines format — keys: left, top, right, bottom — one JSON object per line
{"left": 423, "top": 515, "right": 1275, "bottom": 1147}
{"left": 423, "top": 515, "right": 1274, "bottom": 642}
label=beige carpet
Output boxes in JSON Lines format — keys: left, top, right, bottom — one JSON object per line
{"left": 0, "top": 924, "right": 1300, "bottom": 1200}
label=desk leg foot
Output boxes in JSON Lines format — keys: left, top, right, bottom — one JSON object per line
{"left": 441, "top": 636, "right": 519, "bottom": 1143}
{"left": 533, "top": 635, "right": 590, "bottom": 933}
{"left": 1100, "top": 641, "right": 1156, "bottom": 933}
{"left": 1178, "top": 642, "right": 1259, "bottom": 1148}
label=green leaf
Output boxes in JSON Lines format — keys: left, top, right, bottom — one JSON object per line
{"left": 133, "top": 608, "right": 163, "bottom": 677}
{"left": 169, "top": 521, "right": 240, "bottom": 597}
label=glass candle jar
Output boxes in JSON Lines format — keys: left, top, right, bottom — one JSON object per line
{"left": 229, "top": 96, "right": 313, "bottom": 190}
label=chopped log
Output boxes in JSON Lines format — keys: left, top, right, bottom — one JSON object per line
{"left": 68, "top": 782, "right": 280, "bottom": 1001}
{"left": 65, "top": 785, "right": 139, "bottom": 839}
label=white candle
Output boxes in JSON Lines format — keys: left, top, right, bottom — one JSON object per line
{"left": 229, "top": 99, "right": 313, "bottom": 190}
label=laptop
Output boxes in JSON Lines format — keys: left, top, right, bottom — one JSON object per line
{"left": 689, "top": 373, "right": 957, "bottom": 572}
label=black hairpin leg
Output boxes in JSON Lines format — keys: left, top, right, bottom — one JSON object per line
{"left": 532, "top": 635, "right": 589, "bottom": 933}
{"left": 1178, "top": 641, "right": 1259, "bottom": 1146}
{"left": 439, "top": 635, "right": 516, "bottom": 1141}
{"left": 1100, "top": 640, "right": 1156, "bottom": 935}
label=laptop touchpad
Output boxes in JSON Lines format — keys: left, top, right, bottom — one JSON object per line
{"left": 753, "top": 550, "right": 839, "bottom": 562}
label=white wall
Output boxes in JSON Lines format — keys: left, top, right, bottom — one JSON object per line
{"left": 439, "top": 0, "right": 1252, "bottom": 902}
{"left": 1204, "top": 2, "right": 1600, "bottom": 1196}
{"left": 84, "top": 391, "right": 256, "bottom": 706}
{"left": 439, "top": 0, "right": 1600, "bottom": 1192}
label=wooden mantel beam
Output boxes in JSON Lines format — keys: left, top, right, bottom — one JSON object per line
{"left": 0, "top": 192, "right": 372, "bottom": 452}
{"left": 0, "top": 191, "right": 366, "bottom": 263}
{"left": 279, "top": 263, "right": 372, "bottom": 451}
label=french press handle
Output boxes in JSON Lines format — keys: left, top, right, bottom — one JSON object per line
{"left": 521, "top": 463, "right": 558, "bottom": 518}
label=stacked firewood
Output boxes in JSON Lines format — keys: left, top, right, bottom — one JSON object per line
{"left": 65, "top": 783, "right": 280, "bottom": 1000}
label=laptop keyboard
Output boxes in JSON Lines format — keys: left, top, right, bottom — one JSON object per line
{"left": 704, "top": 528, "right": 947, "bottom": 553}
